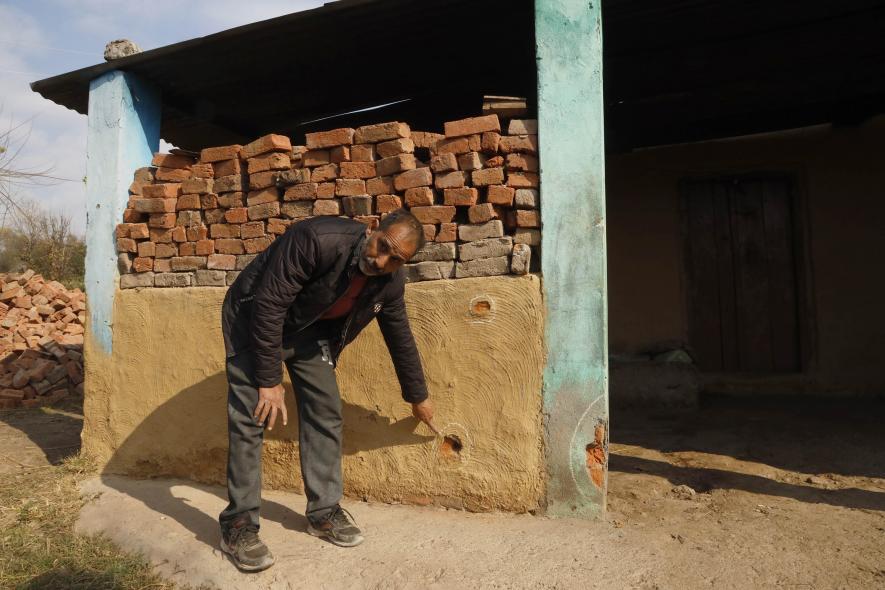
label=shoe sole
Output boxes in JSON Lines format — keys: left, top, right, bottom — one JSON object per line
{"left": 219, "top": 539, "right": 275, "bottom": 572}
{"left": 307, "top": 523, "right": 365, "bottom": 547}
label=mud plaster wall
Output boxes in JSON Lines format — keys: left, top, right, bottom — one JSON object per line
{"left": 606, "top": 117, "right": 885, "bottom": 394}
{"left": 82, "top": 275, "right": 545, "bottom": 512}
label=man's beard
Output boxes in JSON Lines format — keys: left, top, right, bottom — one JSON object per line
{"left": 359, "top": 255, "right": 382, "bottom": 276}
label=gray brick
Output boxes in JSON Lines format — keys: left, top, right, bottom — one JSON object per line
{"left": 195, "top": 269, "right": 227, "bottom": 286}
{"left": 120, "top": 272, "right": 154, "bottom": 289}
{"left": 342, "top": 195, "right": 373, "bottom": 216}
{"left": 455, "top": 256, "right": 510, "bottom": 278}
{"left": 458, "top": 220, "right": 504, "bottom": 242}
{"left": 459, "top": 237, "right": 513, "bottom": 261}
{"left": 514, "top": 188, "right": 539, "bottom": 209}
{"left": 117, "top": 253, "right": 133, "bottom": 274}
{"left": 513, "top": 229, "right": 541, "bottom": 246}
{"left": 226, "top": 271, "right": 241, "bottom": 285}
{"left": 154, "top": 272, "right": 192, "bottom": 287}
{"left": 411, "top": 242, "right": 456, "bottom": 263}
{"left": 405, "top": 261, "right": 455, "bottom": 282}
{"left": 236, "top": 254, "right": 258, "bottom": 270}
{"left": 511, "top": 243, "right": 531, "bottom": 275}
{"left": 508, "top": 119, "right": 538, "bottom": 135}
{"left": 171, "top": 256, "right": 207, "bottom": 271}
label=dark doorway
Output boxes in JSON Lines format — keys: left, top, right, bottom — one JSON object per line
{"left": 682, "top": 175, "right": 802, "bottom": 373}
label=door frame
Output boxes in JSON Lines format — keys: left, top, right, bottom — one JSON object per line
{"left": 677, "top": 169, "right": 818, "bottom": 375}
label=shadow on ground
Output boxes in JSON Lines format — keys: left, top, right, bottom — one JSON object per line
{"left": 0, "top": 398, "right": 83, "bottom": 470}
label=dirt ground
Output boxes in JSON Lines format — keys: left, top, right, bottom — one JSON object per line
{"left": 2, "top": 395, "right": 883, "bottom": 589}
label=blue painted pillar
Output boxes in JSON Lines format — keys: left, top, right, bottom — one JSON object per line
{"left": 536, "top": 0, "right": 609, "bottom": 516}
{"left": 85, "top": 71, "right": 161, "bottom": 353}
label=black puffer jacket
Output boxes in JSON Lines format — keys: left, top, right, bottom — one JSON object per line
{"left": 221, "top": 217, "right": 428, "bottom": 403}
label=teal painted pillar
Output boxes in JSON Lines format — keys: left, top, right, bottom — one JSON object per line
{"left": 536, "top": 0, "right": 609, "bottom": 516}
{"left": 85, "top": 71, "right": 161, "bottom": 353}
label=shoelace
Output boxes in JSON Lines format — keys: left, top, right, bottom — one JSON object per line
{"left": 329, "top": 506, "right": 358, "bottom": 528}
{"left": 229, "top": 524, "right": 261, "bottom": 549}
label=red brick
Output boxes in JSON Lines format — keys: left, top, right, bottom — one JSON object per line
{"left": 458, "top": 152, "right": 484, "bottom": 171}
{"left": 443, "top": 188, "right": 478, "bottom": 206}
{"left": 241, "top": 134, "right": 292, "bottom": 159}
{"left": 506, "top": 172, "right": 540, "bottom": 188}
{"left": 129, "top": 223, "right": 150, "bottom": 239}
{"left": 150, "top": 228, "right": 174, "bottom": 243}
{"left": 115, "top": 223, "right": 132, "bottom": 239}
{"left": 142, "top": 183, "right": 181, "bottom": 199}
{"left": 303, "top": 150, "right": 330, "bottom": 167}
{"left": 156, "top": 243, "right": 179, "bottom": 258}
{"left": 506, "top": 154, "right": 539, "bottom": 172}
{"left": 405, "top": 186, "right": 435, "bottom": 207}
{"left": 244, "top": 236, "right": 274, "bottom": 254}
{"left": 330, "top": 146, "right": 350, "bottom": 164}
{"left": 468, "top": 203, "right": 499, "bottom": 224}
{"left": 305, "top": 128, "right": 355, "bottom": 150}
{"left": 435, "top": 171, "right": 466, "bottom": 190}
{"left": 179, "top": 242, "right": 197, "bottom": 256}
{"left": 376, "top": 138, "right": 415, "bottom": 159}
{"left": 423, "top": 224, "right": 437, "bottom": 242}
{"left": 515, "top": 210, "right": 541, "bottom": 228}
{"left": 248, "top": 202, "right": 280, "bottom": 221}
{"left": 132, "top": 257, "right": 153, "bottom": 272}
{"left": 316, "top": 182, "right": 336, "bottom": 199}
{"left": 176, "top": 194, "right": 202, "bottom": 210}
{"left": 430, "top": 153, "right": 458, "bottom": 173}
{"left": 444, "top": 114, "right": 501, "bottom": 138}
{"left": 177, "top": 210, "right": 202, "bottom": 228}
{"left": 340, "top": 161, "right": 377, "bottom": 180}
{"left": 171, "top": 226, "right": 187, "bottom": 242}
{"left": 129, "top": 179, "right": 149, "bottom": 195}
{"left": 134, "top": 199, "right": 178, "bottom": 213}
{"left": 249, "top": 171, "right": 278, "bottom": 190}
{"left": 367, "top": 176, "right": 395, "bottom": 196}
{"left": 116, "top": 238, "right": 137, "bottom": 253}
{"left": 195, "top": 239, "right": 215, "bottom": 256}
{"left": 152, "top": 153, "right": 194, "bottom": 169}
{"left": 353, "top": 215, "right": 379, "bottom": 227}
{"left": 284, "top": 183, "right": 318, "bottom": 201}
{"left": 336, "top": 179, "right": 367, "bottom": 197}
{"left": 200, "top": 145, "right": 242, "bottom": 163}
{"left": 134, "top": 167, "right": 155, "bottom": 182}
{"left": 376, "top": 194, "right": 402, "bottom": 214}
{"left": 311, "top": 164, "right": 339, "bottom": 183}
{"left": 155, "top": 167, "right": 191, "bottom": 182}
{"left": 241, "top": 221, "right": 266, "bottom": 239}
{"left": 213, "top": 159, "right": 242, "bottom": 177}
{"left": 486, "top": 155, "right": 505, "bottom": 168}
{"left": 204, "top": 208, "right": 226, "bottom": 224}
{"left": 410, "top": 206, "right": 456, "bottom": 224}
{"left": 412, "top": 131, "right": 444, "bottom": 149}
{"left": 437, "top": 223, "right": 457, "bottom": 242}
{"left": 123, "top": 208, "right": 145, "bottom": 223}
{"left": 394, "top": 168, "right": 433, "bottom": 191}
{"left": 225, "top": 208, "right": 248, "bottom": 224}
{"left": 135, "top": 239, "right": 156, "bottom": 257}
{"left": 247, "top": 152, "right": 290, "bottom": 174}
{"left": 353, "top": 122, "right": 410, "bottom": 144}
{"left": 211, "top": 224, "right": 241, "bottom": 239}
{"left": 486, "top": 185, "right": 515, "bottom": 206}
{"left": 186, "top": 226, "right": 209, "bottom": 241}
{"left": 200, "top": 193, "right": 219, "bottom": 209}
{"left": 191, "top": 163, "right": 215, "bottom": 179}
{"left": 375, "top": 154, "right": 416, "bottom": 177}
{"left": 481, "top": 131, "right": 501, "bottom": 153}
{"left": 153, "top": 258, "right": 172, "bottom": 272}
{"left": 267, "top": 218, "right": 293, "bottom": 234}
{"left": 281, "top": 201, "right": 313, "bottom": 219}
{"left": 215, "top": 239, "right": 245, "bottom": 255}
{"left": 472, "top": 167, "right": 505, "bottom": 187}
{"left": 217, "top": 192, "right": 245, "bottom": 208}
{"left": 208, "top": 254, "right": 236, "bottom": 270}
{"left": 246, "top": 188, "right": 279, "bottom": 206}
{"left": 435, "top": 136, "right": 477, "bottom": 155}
{"left": 351, "top": 144, "right": 376, "bottom": 162}
{"left": 313, "top": 200, "right": 341, "bottom": 216}
{"left": 149, "top": 213, "right": 177, "bottom": 229}
{"left": 499, "top": 135, "right": 539, "bottom": 154}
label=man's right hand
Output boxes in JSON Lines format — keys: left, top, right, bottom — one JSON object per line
{"left": 255, "top": 384, "right": 288, "bottom": 431}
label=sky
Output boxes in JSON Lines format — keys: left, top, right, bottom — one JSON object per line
{"left": 0, "top": 0, "right": 329, "bottom": 235}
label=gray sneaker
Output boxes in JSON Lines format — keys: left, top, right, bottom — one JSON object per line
{"left": 220, "top": 520, "right": 275, "bottom": 572}
{"left": 307, "top": 506, "right": 364, "bottom": 547}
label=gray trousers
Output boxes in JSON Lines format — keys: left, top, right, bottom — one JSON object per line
{"left": 219, "top": 327, "right": 342, "bottom": 531}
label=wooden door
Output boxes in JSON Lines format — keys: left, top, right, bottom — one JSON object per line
{"left": 683, "top": 175, "right": 801, "bottom": 373}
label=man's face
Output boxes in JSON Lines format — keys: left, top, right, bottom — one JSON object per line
{"left": 359, "top": 224, "right": 419, "bottom": 276}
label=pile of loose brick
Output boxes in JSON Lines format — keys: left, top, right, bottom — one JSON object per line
{"left": 116, "top": 113, "right": 540, "bottom": 288}
{"left": 0, "top": 269, "right": 85, "bottom": 409}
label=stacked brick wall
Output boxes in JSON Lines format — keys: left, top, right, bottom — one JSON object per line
{"left": 116, "top": 114, "right": 540, "bottom": 289}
